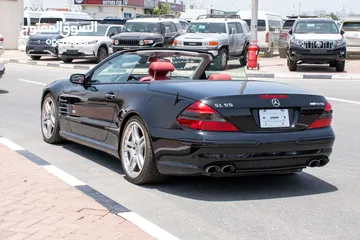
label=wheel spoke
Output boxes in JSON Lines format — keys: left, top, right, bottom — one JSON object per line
{"left": 133, "top": 125, "right": 141, "bottom": 142}
{"left": 136, "top": 154, "right": 144, "bottom": 170}
{"left": 45, "top": 101, "right": 51, "bottom": 114}
{"left": 46, "top": 121, "right": 52, "bottom": 135}
{"left": 128, "top": 155, "right": 137, "bottom": 172}
{"left": 139, "top": 137, "right": 145, "bottom": 150}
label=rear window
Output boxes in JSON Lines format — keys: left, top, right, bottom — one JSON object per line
{"left": 40, "top": 18, "right": 63, "bottom": 24}
{"left": 243, "top": 19, "right": 266, "bottom": 31}
{"left": 342, "top": 22, "right": 360, "bottom": 31}
{"left": 283, "top": 20, "right": 295, "bottom": 28}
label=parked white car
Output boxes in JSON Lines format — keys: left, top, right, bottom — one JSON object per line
{"left": 0, "top": 59, "right": 4, "bottom": 78}
{"left": 340, "top": 19, "right": 360, "bottom": 56}
{"left": 0, "top": 34, "right": 4, "bottom": 56}
{"left": 57, "top": 24, "right": 123, "bottom": 63}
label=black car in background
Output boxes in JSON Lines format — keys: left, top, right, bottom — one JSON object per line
{"left": 26, "top": 22, "right": 85, "bottom": 60}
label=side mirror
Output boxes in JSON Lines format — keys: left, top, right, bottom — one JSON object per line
{"left": 340, "top": 29, "right": 345, "bottom": 35}
{"left": 288, "top": 29, "right": 293, "bottom": 35}
{"left": 70, "top": 74, "right": 85, "bottom": 84}
{"left": 109, "top": 32, "right": 115, "bottom": 38}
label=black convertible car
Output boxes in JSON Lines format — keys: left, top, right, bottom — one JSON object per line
{"left": 40, "top": 48, "right": 335, "bottom": 185}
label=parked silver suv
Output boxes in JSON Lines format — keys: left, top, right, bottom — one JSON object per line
{"left": 173, "top": 14, "right": 250, "bottom": 70}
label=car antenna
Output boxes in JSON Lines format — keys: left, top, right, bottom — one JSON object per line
{"left": 174, "top": 92, "right": 180, "bottom": 105}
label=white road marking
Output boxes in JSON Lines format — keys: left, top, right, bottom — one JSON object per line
{"left": 326, "top": 97, "right": 360, "bottom": 105}
{"left": 118, "top": 212, "right": 180, "bottom": 240}
{"left": 0, "top": 137, "right": 25, "bottom": 150}
{"left": 42, "top": 165, "right": 86, "bottom": 186}
{"left": 18, "top": 78, "right": 46, "bottom": 86}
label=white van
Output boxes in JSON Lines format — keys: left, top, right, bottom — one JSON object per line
{"left": 18, "top": 11, "right": 43, "bottom": 51}
{"left": 237, "top": 10, "right": 283, "bottom": 57}
{"left": 39, "top": 11, "right": 93, "bottom": 24}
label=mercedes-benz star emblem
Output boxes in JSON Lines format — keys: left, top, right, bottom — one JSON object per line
{"left": 271, "top": 98, "right": 280, "bottom": 107}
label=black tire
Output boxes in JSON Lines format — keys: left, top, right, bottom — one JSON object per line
{"left": 287, "top": 58, "right": 297, "bottom": 71}
{"left": 41, "top": 93, "right": 63, "bottom": 144}
{"left": 214, "top": 48, "right": 228, "bottom": 70}
{"left": 30, "top": 56, "right": 41, "bottom": 60}
{"left": 120, "top": 116, "right": 166, "bottom": 185}
{"left": 239, "top": 45, "right": 248, "bottom": 67}
{"left": 336, "top": 61, "right": 345, "bottom": 72}
{"left": 62, "top": 57, "right": 73, "bottom": 63}
{"left": 96, "top": 46, "right": 108, "bottom": 63}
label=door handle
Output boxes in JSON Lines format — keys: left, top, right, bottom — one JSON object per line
{"left": 105, "top": 92, "right": 116, "bottom": 100}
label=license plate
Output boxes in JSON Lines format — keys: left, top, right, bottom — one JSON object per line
{"left": 259, "top": 109, "right": 290, "bottom": 128}
{"left": 66, "top": 50, "right": 78, "bottom": 55}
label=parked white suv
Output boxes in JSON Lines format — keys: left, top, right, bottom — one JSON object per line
{"left": 58, "top": 24, "right": 122, "bottom": 63}
{"left": 340, "top": 19, "right": 360, "bottom": 56}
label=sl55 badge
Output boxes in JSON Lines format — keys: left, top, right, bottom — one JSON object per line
{"left": 214, "top": 103, "right": 234, "bottom": 108}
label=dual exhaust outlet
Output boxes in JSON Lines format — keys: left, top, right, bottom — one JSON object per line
{"left": 204, "top": 164, "right": 235, "bottom": 175}
{"left": 307, "top": 158, "right": 329, "bottom": 168}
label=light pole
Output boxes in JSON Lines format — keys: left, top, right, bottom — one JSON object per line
{"left": 251, "top": 0, "right": 258, "bottom": 42}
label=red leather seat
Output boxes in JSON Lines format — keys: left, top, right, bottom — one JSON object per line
{"left": 148, "top": 57, "right": 171, "bottom": 63}
{"left": 140, "top": 62, "right": 175, "bottom": 82}
{"left": 208, "top": 74, "right": 232, "bottom": 80}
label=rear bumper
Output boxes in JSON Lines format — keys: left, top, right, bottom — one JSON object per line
{"left": 288, "top": 45, "right": 346, "bottom": 63}
{"left": 151, "top": 127, "right": 335, "bottom": 176}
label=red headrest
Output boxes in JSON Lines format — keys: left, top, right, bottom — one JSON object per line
{"left": 149, "top": 57, "right": 170, "bottom": 63}
{"left": 208, "top": 74, "right": 232, "bottom": 80}
{"left": 149, "top": 62, "right": 175, "bottom": 77}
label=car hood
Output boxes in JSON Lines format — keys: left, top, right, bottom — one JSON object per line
{"left": 60, "top": 36, "right": 108, "bottom": 43}
{"left": 148, "top": 80, "right": 315, "bottom": 100}
{"left": 177, "top": 33, "right": 228, "bottom": 41}
{"left": 114, "top": 32, "right": 163, "bottom": 39}
{"left": 293, "top": 34, "right": 342, "bottom": 40}
{"left": 29, "top": 34, "right": 62, "bottom": 40}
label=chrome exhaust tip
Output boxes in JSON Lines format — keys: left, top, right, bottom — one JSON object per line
{"left": 220, "top": 165, "right": 236, "bottom": 173}
{"left": 204, "top": 165, "right": 220, "bottom": 174}
{"left": 318, "top": 158, "right": 330, "bottom": 167}
{"left": 308, "top": 159, "right": 321, "bottom": 167}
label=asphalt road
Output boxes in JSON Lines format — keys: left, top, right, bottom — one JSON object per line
{"left": 1, "top": 63, "right": 360, "bottom": 240}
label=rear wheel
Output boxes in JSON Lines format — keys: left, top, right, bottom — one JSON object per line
{"left": 96, "top": 46, "right": 108, "bottom": 63}
{"left": 336, "top": 61, "right": 345, "bottom": 72}
{"left": 287, "top": 58, "right": 297, "bottom": 71}
{"left": 30, "top": 56, "right": 41, "bottom": 60}
{"left": 120, "top": 116, "right": 165, "bottom": 185}
{"left": 62, "top": 57, "right": 73, "bottom": 63}
{"left": 214, "top": 48, "right": 228, "bottom": 70}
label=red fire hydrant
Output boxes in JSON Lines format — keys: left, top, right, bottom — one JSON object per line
{"left": 247, "top": 44, "right": 260, "bottom": 70}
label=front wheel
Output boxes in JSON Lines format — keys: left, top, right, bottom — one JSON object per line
{"left": 239, "top": 45, "right": 248, "bottom": 67}
{"left": 214, "top": 48, "right": 228, "bottom": 70}
{"left": 120, "top": 116, "right": 165, "bottom": 185}
{"left": 96, "top": 46, "right": 108, "bottom": 63}
{"left": 41, "top": 93, "right": 63, "bottom": 144}
{"left": 287, "top": 58, "right": 297, "bottom": 71}
{"left": 336, "top": 61, "right": 345, "bottom": 72}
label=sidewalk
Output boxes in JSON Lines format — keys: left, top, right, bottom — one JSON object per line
{"left": 0, "top": 144, "right": 154, "bottom": 240}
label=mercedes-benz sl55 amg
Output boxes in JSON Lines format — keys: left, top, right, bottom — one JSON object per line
{"left": 40, "top": 48, "right": 335, "bottom": 185}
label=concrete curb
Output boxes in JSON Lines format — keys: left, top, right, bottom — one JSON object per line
{"left": 4, "top": 58, "right": 360, "bottom": 80}
{"left": 0, "top": 136, "right": 180, "bottom": 240}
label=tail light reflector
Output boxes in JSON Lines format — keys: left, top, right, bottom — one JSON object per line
{"left": 265, "top": 32, "right": 269, "bottom": 43}
{"left": 177, "top": 101, "right": 239, "bottom": 132}
{"left": 308, "top": 101, "right": 333, "bottom": 129}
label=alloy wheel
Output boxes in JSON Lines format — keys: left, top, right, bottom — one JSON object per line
{"left": 42, "top": 97, "right": 56, "bottom": 139}
{"left": 121, "top": 122, "right": 146, "bottom": 178}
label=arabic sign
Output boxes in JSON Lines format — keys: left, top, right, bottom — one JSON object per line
{"left": 144, "top": 0, "right": 157, "bottom": 8}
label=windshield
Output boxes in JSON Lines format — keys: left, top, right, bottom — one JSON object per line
{"left": 74, "top": 25, "right": 108, "bottom": 36}
{"left": 123, "top": 22, "right": 161, "bottom": 33}
{"left": 342, "top": 22, "right": 360, "bottom": 31}
{"left": 187, "top": 22, "right": 226, "bottom": 33}
{"left": 294, "top": 22, "right": 339, "bottom": 34}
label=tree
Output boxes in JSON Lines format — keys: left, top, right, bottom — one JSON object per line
{"left": 145, "top": 2, "right": 171, "bottom": 15}
{"left": 328, "top": 12, "right": 339, "bottom": 20}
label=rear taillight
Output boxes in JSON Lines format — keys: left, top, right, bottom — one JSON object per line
{"left": 280, "top": 33, "right": 287, "bottom": 38}
{"left": 0, "top": 37, "right": 3, "bottom": 42}
{"left": 265, "top": 32, "right": 269, "bottom": 43}
{"left": 177, "top": 101, "right": 239, "bottom": 132}
{"left": 308, "top": 101, "right": 333, "bottom": 129}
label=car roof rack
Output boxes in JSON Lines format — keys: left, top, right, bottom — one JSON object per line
{"left": 196, "top": 14, "right": 241, "bottom": 20}
{"left": 286, "top": 15, "right": 319, "bottom": 19}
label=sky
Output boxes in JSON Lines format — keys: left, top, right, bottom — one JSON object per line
{"left": 24, "top": 0, "right": 360, "bottom": 18}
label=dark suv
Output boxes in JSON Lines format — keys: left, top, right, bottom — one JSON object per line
{"left": 287, "top": 18, "right": 346, "bottom": 72}
{"left": 110, "top": 15, "right": 185, "bottom": 52}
